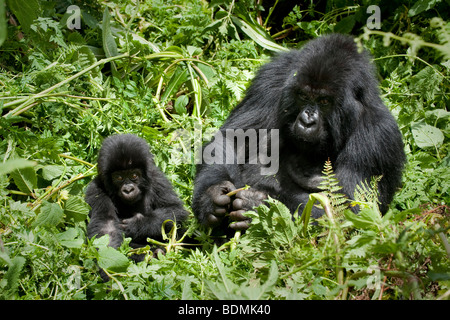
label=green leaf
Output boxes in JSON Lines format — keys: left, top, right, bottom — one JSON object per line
{"left": 102, "top": 8, "right": 119, "bottom": 58}
{"left": 93, "top": 234, "right": 110, "bottom": 248}
{"left": 33, "top": 201, "right": 64, "bottom": 228}
{"left": 230, "top": 16, "right": 288, "bottom": 52}
{"left": 56, "top": 228, "right": 84, "bottom": 249}
{"left": 410, "top": 66, "right": 441, "bottom": 100}
{"left": 64, "top": 196, "right": 90, "bottom": 222}
{"left": 144, "top": 50, "right": 184, "bottom": 61}
{"left": 411, "top": 122, "right": 444, "bottom": 149}
{"left": 9, "top": 166, "right": 37, "bottom": 194}
{"left": 408, "top": 0, "right": 441, "bottom": 17}
{"left": 41, "top": 165, "right": 64, "bottom": 181}
{"left": 0, "top": 0, "right": 6, "bottom": 47}
{"left": 194, "top": 62, "right": 216, "bottom": 84}
{"left": 161, "top": 67, "right": 189, "bottom": 102}
{"left": 202, "top": 19, "right": 222, "bottom": 35}
{"left": 5, "top": 0, "right": 41, "bottom": 32}
{"left": 3, "top": 256, "right": 26, "bottom": 299}
{"left": 98, "top": 247, "right": 130, "bottom": 273}
{"left": 131, "top": 33, "right": 160, "bottom": 53}
{"left": 334, "top": 15, "right": 356, "bottom": 34}
{"left": 0, "top": 158, "right": 36, "bottom": 175}
{"left": 256, "top": 260, "right": 278, "bottom": 299}
{"left": 181, "top": 278, "right": 194, "bottom": 300}
{"left": 174, "top": 95, "right": 189, "bottom": 115}
{"left": 344, "top": 206, "right": 382, "bottom": 230}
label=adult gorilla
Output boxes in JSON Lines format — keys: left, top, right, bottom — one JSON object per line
{"left": 192, "top": 34, "right": 405, "bottom": 232}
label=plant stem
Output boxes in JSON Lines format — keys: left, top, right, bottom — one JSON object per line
{"left": 3, "top": 53, "right": 129, "bottom": 117}
{"left": 226, "top": 186, "right": 250, "bottom": 197}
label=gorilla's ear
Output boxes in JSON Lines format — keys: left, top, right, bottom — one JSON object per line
{"left": 144, "top": 155, "right": 156, "bottom": 180}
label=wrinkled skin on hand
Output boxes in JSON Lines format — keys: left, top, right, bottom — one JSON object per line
{"left": 204, "top": 181, "right": 267, "bottom": 231}
{"left": 204, "top": 181, "right": 235, "bottom": 227}
{"left": 230, "top": 189, "right": 267, "bottom": 231}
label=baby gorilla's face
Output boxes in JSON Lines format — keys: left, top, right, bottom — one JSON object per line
{"left": 111, "top": 168, "right": 143, "bottom": 203}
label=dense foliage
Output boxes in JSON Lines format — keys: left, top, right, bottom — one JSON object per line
{"left": 0, "top": 0, "right": 449, "bottom": 300}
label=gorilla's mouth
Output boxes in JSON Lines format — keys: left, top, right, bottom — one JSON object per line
{"left": 293, "top": 121, "right": 321, "bottom": 142}
{"left": 119, "top": 190, "right": 141, "bottom": 203}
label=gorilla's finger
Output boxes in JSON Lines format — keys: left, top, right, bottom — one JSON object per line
{"left": 214, "top": 207, "right": 228, "bottom": 215}
{"left": 120, "top": 218, "right": 131, "bottom": 224}
{"left": 153, "top": 248, "right": 165, "bottom": 258}
{"left": 220, "top": 181, "right": 236, "bottom": 193}
{"left": 229, "top": 220, "right": 250, "bottom": 231}
{"left": 235, "top": 190, "right": 249, "bottom": 200}
{"left": 206, "top": 213, "right": 222, "bottom": 227}
{"left": 213, "top": 194, "right": 232, "bottom": 206}
{"left": 229, "top": 209, "right": 248, "bottom": 221}
{"left": 232, "top": 198, "right": 244, "bottom": 210}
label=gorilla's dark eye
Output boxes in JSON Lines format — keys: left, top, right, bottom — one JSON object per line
{"left": 116, "top": 175, "right": 123, "bottom": 181}
{"left": 319, "top": 98, "right": 330, "bottom": 106}
{"left": 131, "top": 173, "right": 138, "bottom": 180}
{"left": 295, "top": 90, "right": 307, "bottom": 100}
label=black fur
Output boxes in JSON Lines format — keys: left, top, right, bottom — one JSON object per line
{"left": 86, "top": 134, "right": 188, "bottom": 249}
{"left": 192, "top": 34, "right": 405, "bottom": 232}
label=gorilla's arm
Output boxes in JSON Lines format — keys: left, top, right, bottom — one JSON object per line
{"left": 120, "top": 169, "right": 189, "bottom": 241}
{"left": 192, "top": 159, "right": 275, "bottom": 230}
{"left": 192, "top": 55, "right": 296, "bottom": 230}
{"left": 335, "top": 107, "right": 405, "bottom": 213}
{"left": 85, "top": 178, "right": 123, "bottom": 248}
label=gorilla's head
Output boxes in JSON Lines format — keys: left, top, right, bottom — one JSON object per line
{"left": 278, "top": 34, "right": 381, "bottom": 154}
{"left": 97, "top": 134, "right": 153, "bottom": 203}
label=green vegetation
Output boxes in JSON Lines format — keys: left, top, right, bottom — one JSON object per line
{"left": 0, "top": 0, "right": 449, "bottom": 300}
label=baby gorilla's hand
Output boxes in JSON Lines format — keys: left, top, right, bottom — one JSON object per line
{"left": 120, "top": 213, "right": 144, "bottom": 237}
{"left": 229, "top": 189, "right": 267, "bottom": 231}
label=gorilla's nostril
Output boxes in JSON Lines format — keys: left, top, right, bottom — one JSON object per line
{"left": 299, "top": 115, "right": 316, "bottom": 127}
{"left": 123, "top": 186, "right": 135, "bottom": 194}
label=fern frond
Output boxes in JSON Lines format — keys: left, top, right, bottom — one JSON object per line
{"left": 318, "top": 159, "right": 348, "bottom": 218}
{"left": 353, "top": 175, "right": 382, "bottom": 206}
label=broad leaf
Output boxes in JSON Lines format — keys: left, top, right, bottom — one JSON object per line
{"left": 161, "top": 67, "right": 189, "bottom": 102}
{"left": 408, "top": 0, "right": 441, "bottom": 17}
{"left": 5, "top": 0, "right": 41, "bottom": 32}
{"left": 41, "top": 165, "right": 65, "bottom": 181}
{"left": 10, "top": 167, "right": 37, "bottom": 194}
{"left": 56, "top": 228, "right": 84, "bottom": 249}
{"left": 33, "top": 201, "right": 64, "bottom": 228}
{"left": 0, "top": 0, "right": 6, "bottom": 47}
{"left": 411, "top": 122, "right": 444, "bottom": 149}
{"left": 0, "top": 158, "right": 36, "bottom": 175}
{"left": 102, "top": 8, "right": 119, "bottom": 58}
{"left": 230, "top": 16, "right": 288, "bottom": 52}
{"left": 64, "top": 196, "right": 90, "bottom": 222}
{"left": 98, "top": 247, "right": 130, "bottom": 272}
{"left": 174, "top": 95, "right": 189, "bottom": 115}
{"left": 3, "top": 256, "right": 26, "bottom": 298}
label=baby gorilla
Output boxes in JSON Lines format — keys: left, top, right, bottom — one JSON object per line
{"left": 85, "top": 134, "right": 188, "bottom": 253}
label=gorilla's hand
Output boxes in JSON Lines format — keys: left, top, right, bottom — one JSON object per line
{"left": 204, "top": 181, "right": 236, "bottom": 227}
{"left": 120, "top": 213, "right": 144, "bottom": 237}
{"left": 230, "top": 189, "right": 267, "bottom": 231}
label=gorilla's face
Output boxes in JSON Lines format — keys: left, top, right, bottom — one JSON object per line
{"left": 111, "top": 168, "right": 143, "bottom": 203}
{"left": 280, "top": 78, "right": 336, "bottom": 148}
{"left": 293, "top": 85, "right": 334, "bottom": 142}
